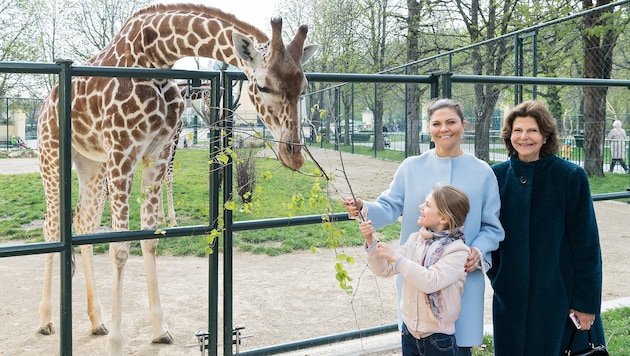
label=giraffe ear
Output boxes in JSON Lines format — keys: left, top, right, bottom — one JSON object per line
{"left": 301, "top": 44, "right": 319, "bottom": 65}
{"left": 232, "top": 32, "right": 262, "bottom": 67}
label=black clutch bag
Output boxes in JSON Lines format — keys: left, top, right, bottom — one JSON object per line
{"left": 564, "top": 329, "right": 609, "bottom": 356}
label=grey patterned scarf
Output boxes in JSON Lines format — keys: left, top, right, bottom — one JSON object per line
{"left": 422, "top": 227, "right": 465, "bottom": 323}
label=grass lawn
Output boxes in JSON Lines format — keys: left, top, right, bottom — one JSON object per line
{"left": 0, "top": 148, "right": 402, "bottom": 256}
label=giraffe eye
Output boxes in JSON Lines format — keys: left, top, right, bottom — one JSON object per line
{"left": 256, "top": 84, "right": 271, "bottom": 93}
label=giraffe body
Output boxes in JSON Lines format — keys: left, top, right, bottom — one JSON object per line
{"left": 37, "top": 4, "right": 317, "bottom": 355}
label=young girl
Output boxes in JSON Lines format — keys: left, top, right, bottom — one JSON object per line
{"left": 360, "top": 184, "right": 471, "bottom": 356}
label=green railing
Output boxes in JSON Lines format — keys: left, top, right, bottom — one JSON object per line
{"left": 1, "top": 61, "right": 630, "bottom": 356}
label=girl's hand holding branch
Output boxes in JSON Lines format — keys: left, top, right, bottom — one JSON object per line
{"left": 359, "top": 220, "right": 375, "bottom": 247}
{"left": 360, "top": 220, "right": 399, "bottom": 263}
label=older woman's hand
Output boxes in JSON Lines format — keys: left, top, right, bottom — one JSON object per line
{"left": 570, "top": 309, "right": 596, "bottom": 330}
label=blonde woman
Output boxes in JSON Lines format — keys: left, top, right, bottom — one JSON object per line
{"left": 343, "top": 98, "right": 504, "bottom": 355}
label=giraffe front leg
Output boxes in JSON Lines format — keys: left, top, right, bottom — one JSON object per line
{"left": 141, "top": 238, "right": 173, "bottom": 344}
{"left": 38, "top": 252, "right": 55, "bottom": 335}
{"left": 106, "top": 241, "right": 130, "bottom": 356}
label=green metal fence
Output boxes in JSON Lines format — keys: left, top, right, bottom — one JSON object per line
{"left": 1, "top": 61, "right": 630, "bottom": 356}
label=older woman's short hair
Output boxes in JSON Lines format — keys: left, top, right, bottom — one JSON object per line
{"left": 500, "top": 100, "right": 560, "bottom": 158}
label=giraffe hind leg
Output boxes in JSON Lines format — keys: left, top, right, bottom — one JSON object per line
{"left": 38, "top": 252, "right": 55, "bottom": 335}
{"left": 74, "top": 157, "right": 109, "bottom": 336}
{"left": 141, "top": 154, "right": 174, "bottom": 344}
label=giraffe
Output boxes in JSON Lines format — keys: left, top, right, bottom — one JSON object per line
{"left": 36, "top": 4, "right": 317, "bottom": 355}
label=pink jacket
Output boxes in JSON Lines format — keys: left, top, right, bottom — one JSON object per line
{"left": 367, "top": 231, "right": 469, "bottom": 337}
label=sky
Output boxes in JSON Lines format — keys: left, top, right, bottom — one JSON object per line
{"left": 157, "top": 0, "right": 282, "bottom": 30}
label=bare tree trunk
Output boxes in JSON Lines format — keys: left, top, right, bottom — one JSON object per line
{"left": 406, "top": 0, "right": 423, "bottom": 156}
{"left": 583, "top": 86, "right": 607, "bottom": 175}
{"left": 342, "top": 92, "right": 352, "bottom": 145}
{"left": 582, "top": 0, "right": 616, "bottom": 176}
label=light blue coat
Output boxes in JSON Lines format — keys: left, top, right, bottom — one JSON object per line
{"left": 366, "top": 150, "right": 504, "bottom": 346}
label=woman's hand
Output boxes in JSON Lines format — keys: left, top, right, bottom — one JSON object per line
{"left": 341, "top": 198, "right": 363, "bottom": 219}
{"left": 570, "top": 309, "right": 596, "bottom": 330}
{"left": 465, "top": 248, "right": 481, "bottom": 272}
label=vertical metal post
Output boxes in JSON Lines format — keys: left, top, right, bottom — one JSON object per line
{"left": 351, "top": 83, "right": 355, "bottom": 154}
{"left": 373, "top": 83, "right": 377, "bottom": 158}
{"left": 4, "top": 97, "right": 8, "bottom": 150}
{"left": 334, "top": 87, "right": 340, "bottom": 151}
{"left": 57, "top": 58, "right": 74, "bottom": 355}
{"left": 514, "top": 34, "right": 521, "bottom": 104}
{"left": 223, "top": 72, "right": 235, "bottom": 356}
{"left": 428, "top": 74, "right": 440, "bottom": 152}
{"left": 429, "top": 73, "right": 439, "bottom": 99}
{"left": 441, "top": 72, "right": 452, "bottom": 99}
{"left": 532, "top": 31, "right": 538, "bottom": 99}
{"left": 208, "top": 74, "right": 221, "bottom": 356}
{"left": 404, "top": 67, "right": 409, "bottom": 158}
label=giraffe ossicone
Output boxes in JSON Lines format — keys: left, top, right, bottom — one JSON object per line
{"left": 36, "top": 4, "right": 317, "bottom": 355}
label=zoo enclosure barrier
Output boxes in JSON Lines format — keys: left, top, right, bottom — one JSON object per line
{"left": 1, "top": 61, "right": 630, "bottom": 356}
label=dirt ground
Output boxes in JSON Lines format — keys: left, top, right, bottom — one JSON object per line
{"left": 0, "top": 147, "right": 628, "bottom": 355}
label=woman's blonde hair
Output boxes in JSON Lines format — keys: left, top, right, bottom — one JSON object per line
{"left": 430, "top": 184, "right": 470, "bottom": 232}
{"left": 426, "top": 98, "right": 465, "bottom": 122}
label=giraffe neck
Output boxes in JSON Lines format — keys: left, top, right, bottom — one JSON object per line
{"left": 87, "top": 4, "right": 268, "bottom": 74}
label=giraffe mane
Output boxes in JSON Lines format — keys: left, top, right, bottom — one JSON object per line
{"left": 128, "top": 4, "right": 269, "bottom": 43}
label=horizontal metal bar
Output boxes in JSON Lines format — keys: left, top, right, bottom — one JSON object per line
{"left": 237, "top": 324, "right": 398, "bottom": 356}
{"left": 307, "top": 72, "right": 433, "bottom": 83}
{"left": 0, "top": 62, "right": 62, "bottom": 74}
{"left": 223, "top": 70, "right": 433, "bottom": 84}
{"left": 231, "top": 213, "right": 351, "bottom": 232}
{"left": 71, "top": 66, "right": 222, "bottom": 80}
{"left": 452, "top": 74, "right": 630, "bottom": 87}
{"left": 0, "top": 241, "right": 63, "bottom": 258}
{"left": 71, "top": 225, "right": 211, "bottom": 245}
{"left": 592, "top": 191, "right": 630, "bottom": 201}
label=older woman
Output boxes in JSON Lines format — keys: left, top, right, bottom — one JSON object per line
{"left": 343, "top": 98, "right": 504, "bottom": 355}
{"left": 490, "top": 100, "right": 605, "bottom": 355}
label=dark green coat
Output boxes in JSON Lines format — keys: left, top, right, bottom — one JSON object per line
{"left": 490, "top": 155, "right": 604, "bottom": 356}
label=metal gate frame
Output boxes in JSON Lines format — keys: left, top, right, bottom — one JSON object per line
{"left": 1, "top": 61, "right": 630, "bottom": 356}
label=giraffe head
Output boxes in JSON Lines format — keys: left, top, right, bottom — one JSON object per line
{"left": 233, "top": 17, "right": 318, "bottom": 170}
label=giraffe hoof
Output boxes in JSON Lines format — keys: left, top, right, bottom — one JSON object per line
{"left": 152, "top": 331, "right": 174, "bottom": 344}
{"left": 38, "top": 322, "right": 55, "bottom": 335}
{"left": 92, "top": 323, "right": 109, "bottom": 336}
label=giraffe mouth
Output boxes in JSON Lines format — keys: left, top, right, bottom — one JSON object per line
{"left": 278, "top": 137, "right": 304, "bottom": 170}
